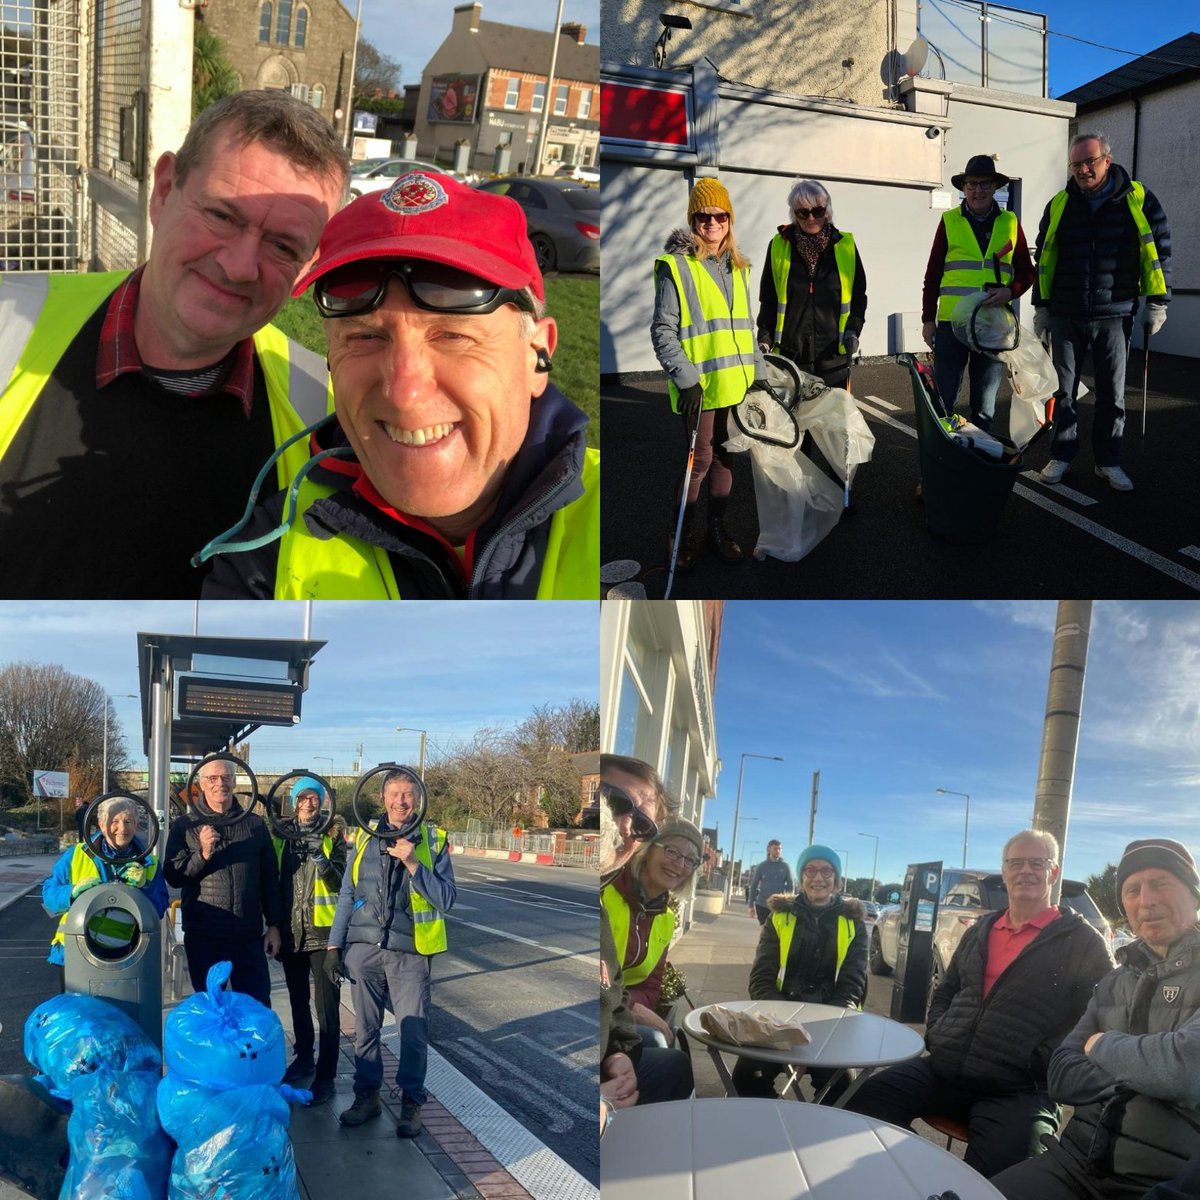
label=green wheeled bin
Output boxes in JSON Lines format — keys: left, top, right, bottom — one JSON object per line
{"left": 900, "top": 353, "right": 1023, "bottom": 545}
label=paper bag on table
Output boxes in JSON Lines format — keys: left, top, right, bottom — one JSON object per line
{"left": 699, "top": 1006, "right": 811, "bottom": 1050}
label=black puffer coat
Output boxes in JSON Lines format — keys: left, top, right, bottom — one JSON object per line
{"left": 925, "top": 907, "right": 1113, "bottom": 1093}
{"left": 1052, "top": 930, "right": 1200, "bottom": 1186}
{"left": 756, "top": 225, "right": 868, "bottom": 386}
{"left": 748, "top": 892, "right": 868, "bottom": 1007}
{"left": 1034, "top": 162, "right": 1171, "bottom": 320}
{"left": 164, "top": 807, "right": 283, "bottom": 942}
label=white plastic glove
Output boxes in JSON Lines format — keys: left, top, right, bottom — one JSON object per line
{"left": 1144, "top": 304, "right": 1167, "bottom": 336}
{"left": 1032, "top": 308, "right": 1051, "bottom": 339}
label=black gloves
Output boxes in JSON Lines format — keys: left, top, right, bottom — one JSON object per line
{"left": 324, "top": 948, "right": 344, "bottom": 986}
{"left": 677, "top": 383, "right": 703, "bottom": 428}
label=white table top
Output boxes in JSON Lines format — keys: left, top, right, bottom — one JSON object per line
{"left": 601, "top": 1098, "right": 1004, "bottom": 1200}
{"left": 683, "top": 999, "right": 925, "bottom": 1069}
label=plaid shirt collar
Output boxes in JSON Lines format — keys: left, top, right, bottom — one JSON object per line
{"left": 96, "top": 266, "right": 257, "bottom": 416}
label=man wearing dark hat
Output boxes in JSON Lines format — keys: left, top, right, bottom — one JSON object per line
{"left": 847, "top": 829, "right": 1113, "bottom": 1178}
{"left": 1033, "top": 132, "right": 1171, "bottom": 492}
{"left": 201, "top": 170, "right": 598, "bottom": 599}
{"left": 992, "top": 837, "right": 1200, "bottom": 1199}
{"left": 921, "top": 154, "right": 1036, "bottom": 432}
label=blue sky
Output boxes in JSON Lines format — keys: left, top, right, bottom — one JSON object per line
{"left": 357, "top": 0, "right": 599, "bottom": 90}
{"left": 708, "top": 602, "right": 1200, "bottom": 892}
{"left": 0, "top": 602, "right": 597, "bottom": 776}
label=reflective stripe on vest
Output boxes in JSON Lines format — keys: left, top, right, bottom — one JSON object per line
{"left": 273, "top": 447, "right": 600, "bottom": 600}
{"left": 768, "top": 231, "right": 858, "bottom": 353}
{"left": 273, "top": 835, "right": 339, "bottom": 927}
{"left": 936, "top": 210, "right": 1017, "bottom": 321}
{"left": 48, "top": 843, "right": 160, "bottom": 953}
{"left": 0, "top": 271, "right": 330, "bottom": 489}
{"left": 772, "top": 910, "right": 856, "bottom": 998}
{"left": 600, "top": 883, "right": 674, "bottom": 987}
{"left": 350, "top": 823, "right": 448, "bottom": 955}
{"left": 1038, "top": 181, "right": 1167, "bottom": 303}
{"left": 656, "top": 253, "right": 755, "bottom": 412}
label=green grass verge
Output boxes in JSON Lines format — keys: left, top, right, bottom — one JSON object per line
{"left": 273, "top": 273, "right": 599, "bottom": 448}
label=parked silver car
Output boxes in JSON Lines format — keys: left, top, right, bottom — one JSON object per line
{"left": 474, "top": 176, "right": 599, "bottom": 274}
{"left": 348, "top": 158, "right": 474, "bottom": 198}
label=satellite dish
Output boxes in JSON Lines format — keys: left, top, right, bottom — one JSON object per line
{"left": 904, "top": 36, "right": 929, "bottom": 77}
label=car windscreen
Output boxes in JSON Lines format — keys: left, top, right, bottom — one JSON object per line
{"left": 560, "top": 188, "right": 600, "bottom": 213}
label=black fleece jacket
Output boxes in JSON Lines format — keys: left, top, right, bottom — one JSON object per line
{"left": 925, "top": 906, "right": 1113, "bottom": 1093}
{"left": 748, "top": 892, "right": 868, "bottom": 1007}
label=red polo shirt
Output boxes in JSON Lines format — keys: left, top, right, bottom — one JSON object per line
{"left": 984, "top": 905, "right": 1061, "bottom": 995}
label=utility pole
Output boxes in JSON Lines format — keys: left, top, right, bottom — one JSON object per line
{"left": 532, "top": 0, "right": 566, "bottom": 175}
{"left": 808, "top": 770, "right": 819, "bottom": 845}
{"left": 1033, "top": 600, "right": 1093, "bottom": 904}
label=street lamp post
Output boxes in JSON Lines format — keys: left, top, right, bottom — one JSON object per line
{"left": 396, "top": 727, "right": 428, "bottom": 779}
{"left": 102, "top": 693, "right": 138, "bottom": 793}
{"left": 936, "top": 788, "right": 971, "bottom": 868}
{"left": 313, "top": 755, "right": 334, "bottom": 777}
{"left": 858, "top": 831, "right": 880, "bottom": 903}
{"left": 725, "top": 753, "right": 785, "bottom": 907}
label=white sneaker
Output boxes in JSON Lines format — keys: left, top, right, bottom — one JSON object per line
{"left": 1039, "top": 459, "right": 1070, "bottom": 484}
{"left": 1096, "top": 464, "right": 1134, "bottom": 492}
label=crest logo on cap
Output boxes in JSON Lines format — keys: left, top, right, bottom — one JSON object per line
{"left": 1163, "top": 985, "right": 1181, "bottom": 1003}
{"left": 382, "top": 172, "right": 448, "bottom": 215}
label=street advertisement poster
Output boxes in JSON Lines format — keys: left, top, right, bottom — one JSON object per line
{"left": 428, "top": 74, "right": 479, "bottom": 123}
{"left": 32, "top": 770, "right": 69, "bottom": 798}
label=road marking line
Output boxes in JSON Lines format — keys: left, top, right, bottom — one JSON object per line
{"left": 1182, "top": 546, "right": 1200, "bottom": 562}
{"left": 447, "top": 916, "right": 596, "bottom": 969}
{"left": 459, "top": 884, "right": 596, "bottom": 913}
{"left": 856, "top": 400, "right": 1200, "bottom": 592}
{"left": 860, "top": 393, "right": 900, "bottom": 411}
{"left": 1017, "top": 470, "right": 1097, "bottom": 507}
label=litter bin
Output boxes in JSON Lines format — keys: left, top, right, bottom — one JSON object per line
{"left": 63, "top": 881, "right": 162, "bottom": 1049}
{"left": 901, "top": 353, "right": 1023, "bottom": 544}
{"left": 493, "top": 144, "right": 512, "bottom": 175}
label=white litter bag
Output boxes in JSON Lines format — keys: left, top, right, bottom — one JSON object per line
{"left": 997, "top": 338, "right": 1056, "bottom": 450}
{"left": 744, "top": 443, "right": 844, "bottom": 562}
{"left": 952, "top": 291, "right": 1019, "bottom": 353}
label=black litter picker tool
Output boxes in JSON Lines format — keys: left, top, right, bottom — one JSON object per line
{"left": 901, "top": 353, "right": 1053, "bottom": 544}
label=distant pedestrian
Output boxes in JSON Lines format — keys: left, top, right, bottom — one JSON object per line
{"left": 1034, "top": 132, "right": 1171, "bottom": 492}
{"left": 921, "top": 154, "right": 1036, "bottom": 432}
{"left": 651, "top": 178, "right": 770, "bottom": 571}
{"left": 747, "top": 839, "right": 794, "bottom": 924}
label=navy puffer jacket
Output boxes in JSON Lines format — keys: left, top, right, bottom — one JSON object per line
{"left": 925, "top": 907, "right": 1113, "bottom": 1093}
{"left": 1034, "top": 163, "right": 1171, "bottom": 320}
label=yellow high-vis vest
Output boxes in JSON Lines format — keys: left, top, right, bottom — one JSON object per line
{"left": 601, "top": 883, "right": 674, "bottom": 987}
{"left": 936, "top": 210, "right": 1018, "bottom": 321}
{"left": 350, "top": 823, "right": 449, "bottom": 955}
{"left": 273, "top": 834, "right": 339, "bottom": 927}
{"left": 1037, "top": 181, "right": 1167, "bottom": 302}
{"left": 272, "top": 449, "right": 599, "bottom": 600}
{"left": 772, "top": 909, "right": 857, "bottom": 1004}
{"left": 656, "top": 252, "right": 756, "bottom": 411}
{"left": 767, "top": 231, "right": 858, "bottom": 353}
{"left": 48, "top": 843, "right": 160, "bottom": 957}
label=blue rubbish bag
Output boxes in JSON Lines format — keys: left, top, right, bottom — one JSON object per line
{"left": 162, "top": 960, "right": 284, "bottom": 1089}
{"left": 24, "top": 994, "right": 161, "bottom": 1101}
{"left": 157, "top": 1078, "right": 299, "bottom": 1200}
{"left": 60, "top": 1068, "right": 171, "bottom": 1200}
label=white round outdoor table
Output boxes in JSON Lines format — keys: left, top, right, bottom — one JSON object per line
{"left": 601, "top": 1098, "right": 1003, "bottom": 1200}
{"left": 682, "top": 999, "right": 925, "bottom": 1104}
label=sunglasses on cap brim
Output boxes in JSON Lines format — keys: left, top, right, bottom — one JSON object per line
{"left": 600, "top": 782, "right": 659, "bottom": 842}
{"left": 314, "top": 258, "right": 536, "bottom": 319}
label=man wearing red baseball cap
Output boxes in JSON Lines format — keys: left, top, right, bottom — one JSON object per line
{"left": 199, "top": 170, "right": 598, "bottom": 599}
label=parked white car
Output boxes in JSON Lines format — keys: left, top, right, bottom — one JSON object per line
{"left": 348, "top": 158, "right": 475, "bottom": 198}
{"left": 553, "top": 163, "right": 599, "bottom": 184}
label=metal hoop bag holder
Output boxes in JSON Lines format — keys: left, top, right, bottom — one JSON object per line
{"left": 350, "top": 763, "right": 428, "bottom": 841}
{"left": 264, "top": 770, "right": 336, "bottom": 842}
{"left": 184, "top": 754, "right": 260, "bottom": 828}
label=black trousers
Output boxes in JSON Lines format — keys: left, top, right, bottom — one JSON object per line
{"left": 991, "top": 1133, "right": 1154, "bottom": 1200}
{"left": 280, "top": 946, "right": 342, "bottom": 1084}
{"left": 184, "top": 932, "right": 272, "bottom": 1008}
{"left": 635, "top": 1046, "right": 693, "bottom": 1105}
{"left": 844, "top": 1056, "right": 1060, "bottom": 1179}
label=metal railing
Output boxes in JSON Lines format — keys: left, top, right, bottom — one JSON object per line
{"left": 447, "top": 828, "right": 599, "bottom": 870}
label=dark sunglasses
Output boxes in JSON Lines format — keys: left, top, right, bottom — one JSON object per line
{"left": 600, "top": 782, "right": 659, "bottom": 841}
{"left": 794, "top": 205, "right": 827, "bottom": 219}
{"left": 314, "top": 258, "right": 536, "bottom": 319}
{"left": 693, "top": 212, "right": 729, "bottom": 226}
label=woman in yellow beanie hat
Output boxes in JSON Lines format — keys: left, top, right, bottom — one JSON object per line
{"left": 651, "top": 177, "right": 768, "bottom": 573}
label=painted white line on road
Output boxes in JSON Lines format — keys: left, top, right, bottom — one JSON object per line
{"left": 860, "top": 393, "right": 900, "bottom": 411}
{"left": 560, "top": 1007, "right": 601, "bottom": 1029}
{"left": 459, "top": 883, "right": 596, "bottom": 914}
{"left": 856, "top": 399, "right": 1200, "bottom": 592}
{"left": 447, "top": 916, "right": 596, "bottom": 969}
{"left": 1012, "top": 483, "right": 1200, "bottom": 592}
{"left": 456, "top": 1035, "right": 597, "bottom": 1126}
{"left": 1017, "top": 470, "right": 1098, "bottom": 507}
{"left": 1182, "top": 546, "right": 1200, "bottom": 562}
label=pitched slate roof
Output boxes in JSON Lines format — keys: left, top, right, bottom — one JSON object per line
{"left": 1061, "top": 32, "right": 1200, "bottom": 108}
{"left": 474, "top": 19, "right": 599, "bottom": 82}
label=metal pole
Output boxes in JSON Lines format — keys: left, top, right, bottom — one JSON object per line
{"left": 101, "top": 695, "right": 109, "bottom": 794}
{"left": 1032, "top": 600, "right": 1093, "bottom": 904}
{"left": 344, "top": 0, "right": 364, "bottom": 150}
{"left": 725, "top": 756, "right": 747, "bottom": 909}
{"left": 532, "top": 0, "right": 567, "bottom": 176}
{"left": 936, "top": 788, "right": 970, "bottom": 868}
{"left": 418, "top": 732, "right": 426, "bottom": 780}
{"left": 858, "top": 832, "right": 879, "bottom": 903}
{"left": 808, "top": 770, "right": 819, "bottom": 845}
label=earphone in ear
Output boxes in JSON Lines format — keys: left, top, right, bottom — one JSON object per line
{"left": 535, "top": 350, "right": 553, "bottom": 373}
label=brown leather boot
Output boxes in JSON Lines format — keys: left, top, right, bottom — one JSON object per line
{"left": 708, "top": 515, "right": 743, "bottom": 562}
{"left": 667, "top": 503, "right": 701, "bottom": 571}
